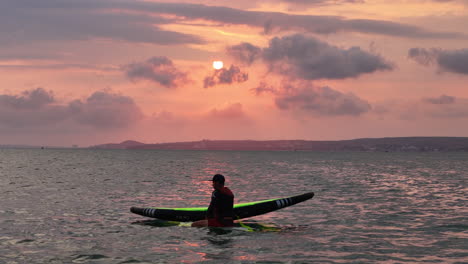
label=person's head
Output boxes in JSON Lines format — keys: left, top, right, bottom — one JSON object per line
{"left": 212, "top": 174, "right": 225, "bottom": 190}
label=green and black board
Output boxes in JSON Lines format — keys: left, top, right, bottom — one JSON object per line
{"left": 130, "top": 192, "right": 314, "bottom": 222}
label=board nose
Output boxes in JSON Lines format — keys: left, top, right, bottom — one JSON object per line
{"left": 130, "top": 207, "right": 147, "bottom": 216}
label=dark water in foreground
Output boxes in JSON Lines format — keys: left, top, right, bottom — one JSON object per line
{"left": 0, "top": 149, "right": 467, "bottom": 263}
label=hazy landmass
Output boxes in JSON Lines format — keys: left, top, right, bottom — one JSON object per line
{"left": 0, "top": 144, "right": 45, "bottom": 149}
{"left": 89, "top": 137, "right": 468, "bottom": 152}
{"left": 0, "top": 145, "right": 73, "bottom": 149}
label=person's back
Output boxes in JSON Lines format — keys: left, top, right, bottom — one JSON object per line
{"left": 207, "top": 183, "right": 234, "bottom": 227}
{"left": 191, "top": 174, "right": 235, "bottom": 227}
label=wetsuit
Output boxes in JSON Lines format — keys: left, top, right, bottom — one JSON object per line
{"left": 207, "top": 187, "right": 234, "bottom": 227}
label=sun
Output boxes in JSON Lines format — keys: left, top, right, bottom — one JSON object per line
{"left": 212, "top": 61, "right": 224, "bottom": 70}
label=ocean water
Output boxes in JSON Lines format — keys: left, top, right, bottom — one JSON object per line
{"left": 0, "top": 149, "right": 467, "bottom": 263}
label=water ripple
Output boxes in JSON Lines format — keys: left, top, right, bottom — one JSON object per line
{"left": 0, "top": 149, "right": 466, "bottom": 263}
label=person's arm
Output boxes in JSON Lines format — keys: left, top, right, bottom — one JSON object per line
{"left": 207, "top": 190, "right": 217, "bottom": 219}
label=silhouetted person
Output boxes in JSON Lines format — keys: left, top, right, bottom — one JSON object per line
{"left": 192, "top": 174, "right": 234, "bottom": 227}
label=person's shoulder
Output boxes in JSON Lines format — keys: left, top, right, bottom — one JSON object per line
{"left": 220, "top": 187, "right": 234, "bottom": 197}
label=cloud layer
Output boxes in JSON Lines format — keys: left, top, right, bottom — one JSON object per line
{"left": 0, "top": 0, "right": 204, "bottom": 46}
{"left": 133, "top": 2, "right": 463, "bottom": 39}
{"left": 1, "top": 0, "right": 463, "bottom": 54}
{"left": 1, "top": 0, "right": 467, "bottom": 145}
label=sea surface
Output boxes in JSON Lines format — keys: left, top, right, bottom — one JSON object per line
{"left": 0, "top": 149, "right": 467, "bottom": 263}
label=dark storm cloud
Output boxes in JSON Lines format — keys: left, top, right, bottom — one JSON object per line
{"left": 408, "top": 48, "right": 468, "bottom": 75}
{"left": 275, "top": 85, "right": 371, "bottom": 116}
{"left": 423, "top": 95, "right": 456, "bottom": 104}
{"left": 123, "top": 57, "right": 188, "bottom": 88}
{"left": 0, "top": 0, "right": 204, "bottom": 46}
{"left": 203, "top": 65, "right": 249, "bottom": 88}
{"left": 229, "top": 34, "right": 393, "bottom": 80}
{"left": 0, "top": 88, "right": 143, "bottom": 130}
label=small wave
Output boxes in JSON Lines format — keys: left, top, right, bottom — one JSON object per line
{"left": 434, "top": 224, "right": 468, "bottom": 231}
{"left": 16, "top": 239, "right": 35, "bottom": 244}
{"left": 119, "top": 259, "right": 145, "bottom": 264}
{"left": 72, "top": 254, "right": 109, "bottom": 263}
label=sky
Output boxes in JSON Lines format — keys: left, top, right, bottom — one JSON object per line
{"left": 1, "top": 0, "right": 468, "bottom": 147}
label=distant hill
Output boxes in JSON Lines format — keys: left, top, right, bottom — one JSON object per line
{"left": 89, "top": 140, "right": 146, "bottom": 149}
{"left": 89, "top": 137, "right": 468, "bottom": 152}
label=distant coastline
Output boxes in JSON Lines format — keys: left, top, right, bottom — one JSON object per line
{"left": 89, "top": 137, "right": 468, "bottom": 152}
{"left": 0, "top": 145, "right": 74, "bottom": 149}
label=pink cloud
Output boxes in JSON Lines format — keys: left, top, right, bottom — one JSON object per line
{"left": 408, "top": 48, "right": 468, "bottom": 75}
{"left": 228, "top": 34, "right": 394, "bottom": 81}
{"left": 251, "top": 79, "right": 371, "bottom": 117}
{"left": 274, "top": 84, "right": 372, "bottom": 116}
{"left": 70, "top": 91, "right": 144, "bottom": 129}
{"left": 0, "top": 88, "right": 54, "bottom": 110}
{"left": 374, "top": 95, "right": 468, "bottom": 120}
{"left": 123, "top": 56, "right": 189, "bottom": 88}
{"left": 208, "top": 103, "right": 246, "bottom": 119}
{"left": 422, "top": 95, "right": 468, "bottom": 118}
{"left": 226, "top": 43, "right": 262, "bottom": 66}
{"left": 423, "top": 95, "right": 456, "bottom": 104}
{"left": 0, "top": 88, "right": 143, "bottom": 131}
{"left": 251, "top": 82, "right": 278, "bottom": 96}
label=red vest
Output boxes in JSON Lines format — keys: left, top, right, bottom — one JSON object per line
{"left": 207, "top": 187, "right": 234, "bottom": 227}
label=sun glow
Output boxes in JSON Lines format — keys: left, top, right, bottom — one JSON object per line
{"left": 212, "top": 61, "right": 223, "bottom": 70}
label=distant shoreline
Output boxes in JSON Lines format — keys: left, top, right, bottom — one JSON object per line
{"left": 88, "top": 137, "right": 468, "bottom": 152}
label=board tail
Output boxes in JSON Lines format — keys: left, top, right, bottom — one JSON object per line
{"left": 234, "top": 192, "right": 314, "bottom": 220}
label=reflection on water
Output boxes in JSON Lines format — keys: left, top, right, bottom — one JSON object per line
{"left": 0, "top": 149, "right": 467, "bottom": 263}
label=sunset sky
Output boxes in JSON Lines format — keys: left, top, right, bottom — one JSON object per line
{"left": 1, "top": 0, "right": 468, "bottom": 147}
